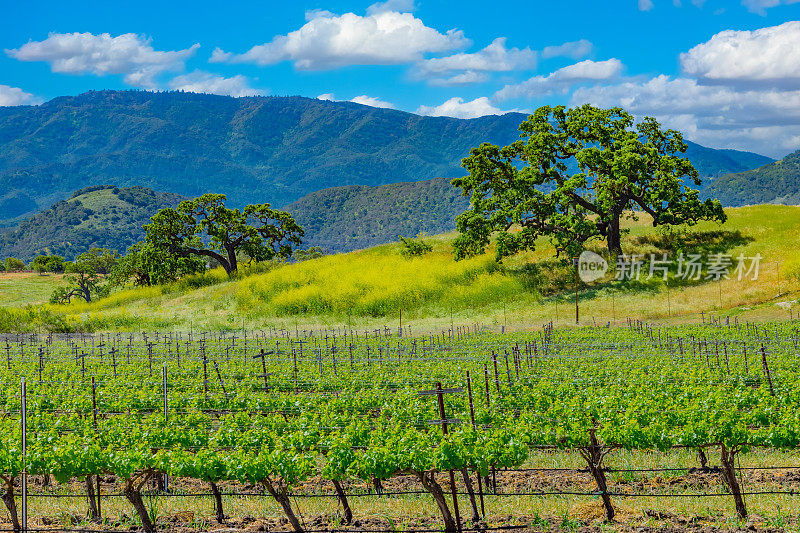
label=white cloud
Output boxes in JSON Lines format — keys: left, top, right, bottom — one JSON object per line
{"left": 681, "top": 21, "right": 800, "bottom": 88}
{"left": 317, "top": 93, "right": 335, "bottom": 100}
{"left": 639, "top": 0, "right": 655, "bottom": 10}
{"left": 6, "top": 32, "right": 199, "bottom": 89}
{"left": 494, "top": 58, "right": 624, "bottom": 101}
{"left": 416, "top": 37, "right": 535, "bottom": 77}
{"left": 211, "top": 11, "right": 468, "bottom": 70}
{"left": 541, "top": 39, "right": 593, "bottom": 60}
{"left": 0, "top": 84, "right": 41, "bottom": 106}
{"left": 350, "top": 95, "right": 396, "bottom": 108}
{"left": 416, "top": 96, "right": 517, "bottom": 119}
{"left": 741, "top": 0, "right": 800, "bottom": 15}
{"left": 571, "top": 75, "right": 800, "bottom": 157}
{"left": 168, "top": 71, "right": 264, "bottom": 97}
{"left": 366, "top": 0, "right": 416, "bottom": 15}
{"left": 428, "top": 71, "right": 490, "bottom": 86}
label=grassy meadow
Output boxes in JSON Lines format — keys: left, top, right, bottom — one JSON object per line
{"left": 2, "top": 204, "right": 799, "bottom": 333}
{"left": 0, "top": 272, "right": 67, "bottom": 308}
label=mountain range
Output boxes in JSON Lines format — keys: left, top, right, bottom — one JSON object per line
{"left": 1, "top": 89, "right": 796, "bottom": 259}
{"left": 0, "top": 90, "right": 775, "bottom": 226}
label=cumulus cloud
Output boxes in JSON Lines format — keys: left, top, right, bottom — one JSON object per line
{"left": 211, "top": 11, "right": 468, "bottom": 70}
{"left": 428, "top": 71, "right": 490, "bottom": 86}
{"left": 6, "top": 32, "right": 199, "bottom": 89}
{"left": 741, "top": 0, "right": 800, "bottom": 15}
{"left": 317, "top": 93, "right": 335, "bottom": 100}
{"left": 541, "top": 39, "right": 593, "bottom": 60}
{"left": 350, "top": 95, "right": 396, "bottom": 108}
{"left": 416, "top": 37, "right": 535, "bottom": 77}
{"left": 416, "top": 96, "right": 518, "bottom": 119}
{"left": 571, "top": 75, "right": 800, "bottom": 157}
{"left": 0, "top": 84, "right": 41, "bottom": 106}
{"left": 366, "top": 0, "right": 416, "bottom": 15}
{"left": 638, "top": 0, "right": 655, "bottom": 10}
{"left": 494, "top": 58, "right": 624, "bottom": 101}
{"left": 681, "top": 21, "right": 800, "bottom": 88}
{"left": 168, "top": 71, "right": 264, "bottom": 97}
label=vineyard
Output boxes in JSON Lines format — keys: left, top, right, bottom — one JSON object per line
{"left": 1, "top": 319, "right": 800, "bottom": 533}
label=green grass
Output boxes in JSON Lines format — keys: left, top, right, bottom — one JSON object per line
{"left": 0, "top": 272, "right": 67, "bottom": 308}
{"left": 71, "top": 187, "right": 118, "bottom": 211}
{"left": 7, "top": 205, "right": 800, "bottom": 333}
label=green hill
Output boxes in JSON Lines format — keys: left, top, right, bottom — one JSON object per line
{"left": 706, "top": 149, "right": 800, "bottom": 206}
{"left": 0, "top": 185, "right": 185, "bottom": 261}
{"left": 287, "top": 177, "right": 468, "bottom": 252}
{"left": 0, "top": 90, "right": 773, "bottom": 224}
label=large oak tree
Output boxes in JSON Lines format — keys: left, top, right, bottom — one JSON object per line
{"left": 452, "top": 105, "right": 726, "bottom": 260}
{"left": 144, "top": 194, "right": 303, "bottom": 276}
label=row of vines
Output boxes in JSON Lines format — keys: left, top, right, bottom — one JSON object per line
{"left": 0, "top": 319, "right": 798, "bottom": 532}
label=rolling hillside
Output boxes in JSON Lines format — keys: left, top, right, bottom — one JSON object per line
{"left": 0, "top": 185, "right": 185, "bottom": 261}
{"left": 5, "top": 205, "right": 796, "bottom": 332}
{"left": 707, "top": 149, "right": 800, "bottom": 206}
{"left": 0, "top": 90, "right": 773, "bottom": 224}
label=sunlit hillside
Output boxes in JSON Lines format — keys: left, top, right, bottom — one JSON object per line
{"left": 3, "top": 205, "right": 799, "bottom": 333}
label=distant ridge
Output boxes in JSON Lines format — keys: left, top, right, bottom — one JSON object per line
{"left": 706, "top": 149, "right": 800, "bottom": 206}
{"left": 0, "top": 185, "right": 185, "bottom": 261}
{"left": 0, "top": 90, "right": 773, "bottom": 224}
{"left": 287, "top": 177, "right": 468, "bottom": 252}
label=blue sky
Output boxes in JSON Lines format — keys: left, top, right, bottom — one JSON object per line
{"left": 2, "top": 0, "right": 800, "bottom": 156}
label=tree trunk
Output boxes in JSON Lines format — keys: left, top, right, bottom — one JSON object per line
{"left": 582, "top": 429, "right": 615, "bottom": 522}
{"left": 719, "top": 445, "right": 747, "bottom": 519}
{"left": 331, "top": 479, "right": 353, "bottom": 524}
{"left": 418, "top": 471, "right": 457, "bottom": 533}
{"left": 225, "top": 246, "right": 238, "bottom": 277}
{"left": 606, "top": 215, "right": 622, "bottom": 256}
{"left": 86, "top": 475, "right": 100, "bottom": 522}
{"left": 262, "top": 478, "right": 303, "bottom": 533}
{"left": 460, "top": 468, "right": 481, "bottom": 525}
{"left": 2, "top": 479, "right": 20, "bottom": 533}
{"left": 209, "top": 481, "right": 225, "bottom": 523}
{"left": 697, "top": 448, "right": 708, "bottom": 470}
{"left": 372, "top": 477, "right": 384, "bottom": 496}
{"left": 124, "top": 480, "right": 155, "bottom": 533}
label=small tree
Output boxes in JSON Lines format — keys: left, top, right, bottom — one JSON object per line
{"left": 111, "top": 241, "right": 205, "bottom": 287}
{"left": 31, "top": 255, "right": 64, "bottom": 274}
{"left": 145, "top": 194, "right": 304, "bottom": 277}
{"left": 452, "top": 104, "right": 726, "bottom": 261}
{"left": 4, "top": 258, "right": 26, "bottom": 272}
{"left": 50, "top": 248, "right": 118, "bottom": 303}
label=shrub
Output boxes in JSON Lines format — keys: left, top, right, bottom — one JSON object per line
{"left": 398, "top": 235, "right": 433, "bottom": 257}
{"left": 4, "top": 257, "right": 26, "bottom": 272}
{"left": 293, "top": 247, "right": 324, "bottom": 262}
